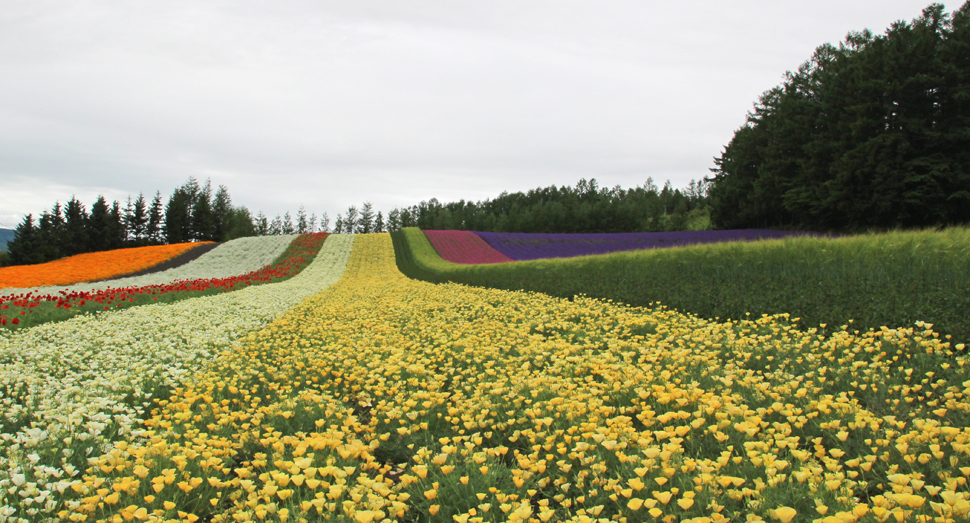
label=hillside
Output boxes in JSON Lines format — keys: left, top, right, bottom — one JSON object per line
{"left": 0, "top": 228, "right": 13, "bottom": 251}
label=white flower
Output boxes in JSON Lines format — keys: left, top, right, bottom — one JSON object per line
{"left": 0, "top": 235, "right": 355, "bottom": 517}
{"left": 1, "top": 234, "right": 297, "bottom": 297}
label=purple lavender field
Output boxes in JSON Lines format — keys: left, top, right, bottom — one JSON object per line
{"left": 473, "top": 230, "right": 814, "bottom": 261}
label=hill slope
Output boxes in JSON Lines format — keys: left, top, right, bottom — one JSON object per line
{"left": 0, "top": 228, "right": 13, "bottom": 251}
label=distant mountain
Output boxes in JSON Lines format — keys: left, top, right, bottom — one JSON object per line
{"left": 0, "top": 228, "right": 14, "bottom": 252}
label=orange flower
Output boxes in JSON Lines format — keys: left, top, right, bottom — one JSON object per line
{"left": 0, "top": 243, "right": 208, "bottom": 289}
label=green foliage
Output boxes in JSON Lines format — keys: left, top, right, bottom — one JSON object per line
{"left": 710, "top": 2, "right": 970, "bottom": 231}
{"left": 5, "top": 178, "right": 259, "bottom": 266}
{"left": 388, "top": 177, "right": 710, "bottom": 233}
{"left": 393, "top": 226, "right": 970, "bottom": 344}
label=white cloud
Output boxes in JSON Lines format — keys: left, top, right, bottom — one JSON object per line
{"left": 0, "top": 0, "right": 945, "bottom": 225}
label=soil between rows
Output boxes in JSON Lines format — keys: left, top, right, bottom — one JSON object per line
{"left": 92, "top": 242, "right": 223, "bottom": 282}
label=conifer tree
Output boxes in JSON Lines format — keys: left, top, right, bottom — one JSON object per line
{"left": 191, "top": 179, "right": 215, "bottom": 241}
{"left": 358, "top": 202, "right": 374, "bottom": 233}
{"left": 343, "top": 206, "right": 359, "bottom": 234}
{"left": 374, "top": 211, "right": 385, "bottom": 233}
{"left": 282, "top": 212, "right": 295, "bottom": 235}
{"left": 164, "top": 187, "right": 193, "bottom": 244}
{"left": 62, "top": 197, "right": 88, "bottom": 256}
{"left": 297, "top": 205, "right": 309, "bottom": 234}
{"left": 8, "top": 214, "right": 43, "bottom": 265}
{"left": 147, "top": 192, "right": 164, "bottom": 244}
{"left": 255, "top": 212, "right": 269, "bottom": 236}
{"left": 212, "top": 185, "right": 232, "bottom": 241}
{"left": 269, "top": 215, "right": 283, "bottom": 235}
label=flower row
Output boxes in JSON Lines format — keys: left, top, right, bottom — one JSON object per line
{"left": 423, "top": 229, "right": 818, "bottom": 264}
{"left": 60, "top": 233, "right": 970, "bottom": 523}
{"left": 423, "top": 230, "right": 514, "bottom": 264}
{"left": 0, "top": 234, "right": 356, "bottom": 521}
{"left": 1, "top": 235, "right": 297, "bottom": 297}
{"left": 0, "top": 242, "right": 207, "bottom": 290}
{"left": 0, "top": 235, "right": 322, "bottom": 329}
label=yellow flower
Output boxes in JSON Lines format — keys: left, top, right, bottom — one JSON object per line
{"left": 771, "top": 507, "right": 797, "bottom": 523}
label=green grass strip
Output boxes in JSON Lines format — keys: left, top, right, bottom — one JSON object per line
{"left": 392, "top": 226, "right": 970, "bottom": 344}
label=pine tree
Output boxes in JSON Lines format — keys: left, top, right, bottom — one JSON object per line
{"left": 359, "top": 202, "right": 374, "bottom": 233}
{"left": 309, "top": 212, "right": 318, "bottom": 233}
{"left": 130, "top": 193, "right": 148, "bottom": 244}
{"left": 282, "top": 212, "right": 295, "bottom": 235}
{"left": 191, "top": 179, "right": 215, "bottom": 241}
{"left": 63, "top": 197, "right": 88, "bottom": 256}
{"left": 269, "top": 215, "right": 283, "bottom": 235}
{"left": 344, "top": 206, "right": 359, "bottom": 234}
{"left": 8, "top": 214, "right": 42, "bottom": 265}
{"left": 147, "top": 192, "right": 164, "bottom": 244}
{"left": 123, "top": 197, "right": 136, "bottom": 244}
{"left": 297, "top": 205, "right": 309, "bottom": 234}
{"left": 333, "top": 215, "right": 343, "bottom": 234}
{"left": 212, "top": 185, "right": 232, "bottom": 241}
{"left": 38, "top": 203, "right": 66, "bottom": 261}
{"left": 319, "top": 212, "right": 330, "bottom": 233}
{"left": 108, "top": 201, "right": 126, "bottom": 249}
{"left": 164, "top": 188, "right": 192, "bottom": 244}
{"left": 87, "top": 196, "right": 112, "bottom": 252}
{"left": 375, "top": 211, "right": 385, "bottom": 232}
{"left": 256, "top": 212, "right": 269, "bottom": 236}
{"left": 386, "top": 209, "right": 400, "bottom": 231}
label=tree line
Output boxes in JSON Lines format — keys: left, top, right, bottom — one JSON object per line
{"left": 379, "top": 177, "right": 710, "bottom": 233}
{"left": 4, "top": 176, "right": 712, "bottom": 267}
{"left": 708, "top": 3, "right": 970, "bottom": 231}
{"left": 3, "top": 178, "right": 331, "bottom": 266}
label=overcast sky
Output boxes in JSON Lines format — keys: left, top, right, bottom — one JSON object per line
{"left": 0, "top": 0, "right": 950, "bottom": 229}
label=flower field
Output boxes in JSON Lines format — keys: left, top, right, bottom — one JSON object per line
{"left": 0, "top": 243, "right": 207, "bottom": 290}
{"left": 0, "top": 234, "right": 324, "bottom": 329}
{"left": 1, "top": 235, "right": 297, "bottom": 297}
{"left": 0, "top": 234, "right": 354, "bottom": 520}
{"left": 472, "top": 230, "right": 813, "bottom": 261}
{"left": 38, "top": 233, "right": 970, "bottom": 523}
{"left": 423, "top": 231, "right": 514, "bottom": 264}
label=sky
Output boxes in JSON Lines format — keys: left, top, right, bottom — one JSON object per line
{"left": 0, "top": 0, "right": 951, "bottom": 229}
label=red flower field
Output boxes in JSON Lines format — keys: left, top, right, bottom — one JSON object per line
{"left": 0, "top": 233, "right": 328, "bottom": 328}
{"left": 423, "top": 230, "right": 514, "bottom": 264}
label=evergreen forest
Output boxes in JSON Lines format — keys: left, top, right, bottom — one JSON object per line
{"left": 380, "top": 177, "right": 710, "bottom": 234}
{"left": 708, "top": 3, "right": 970, "bottom": 230}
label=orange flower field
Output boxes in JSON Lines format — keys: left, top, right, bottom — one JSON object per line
{"left": 0, "top": 242, "right": 208, "bottom": 290}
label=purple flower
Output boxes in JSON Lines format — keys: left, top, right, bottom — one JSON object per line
{"left": 473, "top": 230, "right": 818, "bottom": 260}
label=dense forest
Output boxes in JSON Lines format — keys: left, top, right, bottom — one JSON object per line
{"left": 378, "top": 177, "right": 710, "bottom": 233}
{"left": 709, "top": 3, "right": 970, "bottom": 230}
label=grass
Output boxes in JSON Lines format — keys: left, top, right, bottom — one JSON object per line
{"left": 392, "top": 226, "right": 970, "bottom": 344}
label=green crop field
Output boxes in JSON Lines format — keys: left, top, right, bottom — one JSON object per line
{"left": 393, "top": 227, "right": 970, "bottom": 345}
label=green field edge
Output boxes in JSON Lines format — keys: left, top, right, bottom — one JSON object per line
{"left": 391, "top": 227, "right": 970, "bottom": 345}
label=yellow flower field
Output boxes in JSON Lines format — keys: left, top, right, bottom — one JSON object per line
{"left": 61, "top": 233, "right": 970, "bottom": 523}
